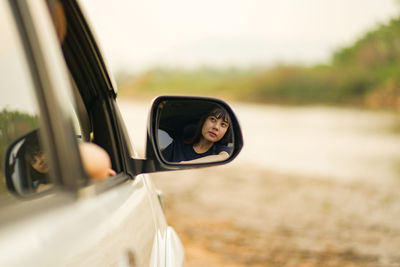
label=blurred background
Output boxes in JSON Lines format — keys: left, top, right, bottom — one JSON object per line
{"left": 81, "top": 1, "right": 400, "bottom": 266}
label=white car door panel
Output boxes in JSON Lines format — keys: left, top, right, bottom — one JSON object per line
{"left": 0, "top": 174, "right": 159, "bottom": 267}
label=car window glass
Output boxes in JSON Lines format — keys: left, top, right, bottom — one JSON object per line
{"left": 0, "top": 3, "right": 56, "bottom": 205}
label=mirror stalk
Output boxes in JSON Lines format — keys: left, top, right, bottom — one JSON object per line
{"left": 132, "top": 159, "right": 157, "bottom": 175}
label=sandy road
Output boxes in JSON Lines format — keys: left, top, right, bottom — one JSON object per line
{"left": 118, "top": 99, "right": 400, "bottom": 266}
{"left": 150, "top": 164, "right": 400, "bottom": 266}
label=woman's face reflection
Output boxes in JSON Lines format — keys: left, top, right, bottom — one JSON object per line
{"left": 201, "top": 115, "right": 229, "bottom": 143}
{"left": 31, "top": 150, "right": 49, "bottom": 173}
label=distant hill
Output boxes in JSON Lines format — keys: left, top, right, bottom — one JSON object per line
{"left": 118, "top": 17, "right": 400, "bottom": 109}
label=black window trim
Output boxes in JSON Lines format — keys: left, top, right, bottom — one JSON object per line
{"left": 60, "top": 0, "right": 138, "bottom": 181}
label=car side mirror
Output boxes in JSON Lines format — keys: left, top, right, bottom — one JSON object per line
{"left": 131, "top": 96, "right": 243, "bottom": 175}
{"left": 4, "top": 130, "right": 53, "bottom": 197}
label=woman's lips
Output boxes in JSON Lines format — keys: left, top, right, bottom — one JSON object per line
{"left": 208, "top": 132, "right": 217, "bottom": 138}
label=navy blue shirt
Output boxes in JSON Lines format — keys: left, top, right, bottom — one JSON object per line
{"left": 162, "top": 139, "right": 230, "bottom": 162}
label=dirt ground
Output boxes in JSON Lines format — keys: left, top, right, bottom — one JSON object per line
{"left": 150, "top": 163, "right": 400, "bottom": 267}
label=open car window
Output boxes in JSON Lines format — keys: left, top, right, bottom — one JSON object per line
{"left": 46, "top": 0, "right": 126, "bottom": 182}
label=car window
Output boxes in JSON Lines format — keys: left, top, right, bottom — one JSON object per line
{"left": 48, "top": 0, "right": 124, "bottom": 174}
{"left": 0, "top": 2, "right": 58, "bottom": 205}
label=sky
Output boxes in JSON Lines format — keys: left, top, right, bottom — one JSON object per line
{"left": 79, "top": 0, "right": 399, "bottom": 73}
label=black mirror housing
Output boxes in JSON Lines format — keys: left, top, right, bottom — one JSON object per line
{"left": 4, "top": 130, "right": 54, "bottom": 198}
{"left": 134, "top": 96, "right": 243, "bottom": 175}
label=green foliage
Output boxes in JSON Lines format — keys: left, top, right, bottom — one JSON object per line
{"left": 119, "top": 16, "right": 400, "bottom": 109}
{"left": 333, "top": 18, "right": 400, "bottom": 69}
{"left": 118, "top": 67, "right": 255, "bottom": 100}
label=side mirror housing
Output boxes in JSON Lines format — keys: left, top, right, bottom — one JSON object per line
{"left": 4, "top": 130, "right": 53, "bottom": 198}
{"left": 133, "top": 96, "right": 243, "bottom": 175}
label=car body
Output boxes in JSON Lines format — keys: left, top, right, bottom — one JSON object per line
{"left": 0, "top": 0, "right": 242, "bottom": 266}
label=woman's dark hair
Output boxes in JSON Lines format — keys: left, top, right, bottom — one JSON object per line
{"left": 22, "top": 131, "right": 42, "bottom": 164}
{"left": 184, "top": 107, "right": 232, "bottom": 145}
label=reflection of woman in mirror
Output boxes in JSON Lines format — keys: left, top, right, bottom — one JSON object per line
{"left": 162, "top": 108, "right": 232, "bottom": 163}
{"left": 22, "top": 132, "right": 51, "bottom": 191}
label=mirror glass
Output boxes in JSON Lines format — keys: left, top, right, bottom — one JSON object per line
{"left": 4, "top": 130, "right": 53, "bottom": 197}
{"left": 156, "top": 100, "right": 234, "bottom": 164}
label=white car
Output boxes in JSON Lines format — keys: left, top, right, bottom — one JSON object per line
{"left": 0, "top": 0, "right": 243, "bottom": 266}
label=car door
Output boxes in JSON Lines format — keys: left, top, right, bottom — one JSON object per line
{"left": 0, "top": 0, "right": 183, "bottom": 266}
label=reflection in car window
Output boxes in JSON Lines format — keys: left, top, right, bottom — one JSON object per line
{"left": 0, "top": 3, "right": 54, "bottom": 205}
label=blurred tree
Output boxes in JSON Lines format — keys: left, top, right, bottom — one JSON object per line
{"left": 119, "top": 15, "right": 400, "bottom": 109}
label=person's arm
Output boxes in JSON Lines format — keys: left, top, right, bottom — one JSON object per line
{"left": 180, "top": 151, "right": 229, "bottom": 164}
{"left": 79, "top": 143, "right": 116, "bottom": 181}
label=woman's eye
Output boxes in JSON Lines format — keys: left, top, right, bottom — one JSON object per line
{"left": 210, "top": 117, "right": 216, "bottom": 121}
{"left": 221, "top": 123, "right": 228, "bottom": 128}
